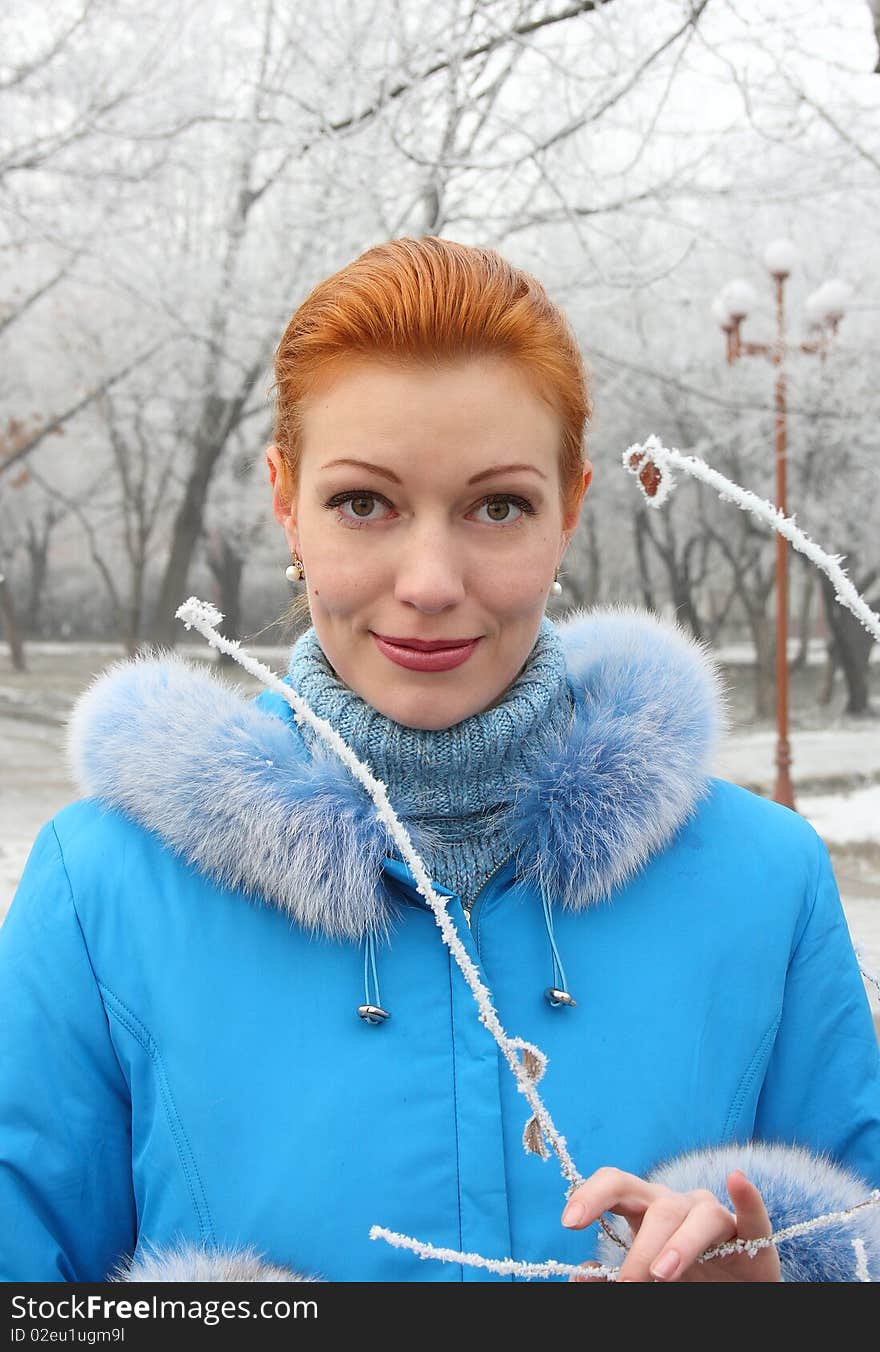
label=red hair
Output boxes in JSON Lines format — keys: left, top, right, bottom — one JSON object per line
{"left": 272, "top": 235, "right": 591, "bottom": 517}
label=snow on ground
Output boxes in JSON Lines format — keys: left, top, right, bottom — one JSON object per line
{"left": 715, "top": 639, "right": 880, "bottom": 668}
{"left": 713, "top": 726, "right": 880, "bottom": 792}
{"left": 2, "top": 644, "right": 879, "bottom": 1025}
{"left": 798, "top": 783, "right": 880, "bottom": 845}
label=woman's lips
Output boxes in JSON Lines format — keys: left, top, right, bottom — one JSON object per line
{"left": 371, "top": 633, "right": 481, "bottom": 671}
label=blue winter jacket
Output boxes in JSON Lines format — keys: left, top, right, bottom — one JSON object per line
{"left": 1, "top": 608, "right": 879, "bottom": 1283}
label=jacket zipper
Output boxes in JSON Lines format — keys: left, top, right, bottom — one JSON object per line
{"left": 463, "top": 853, "right": 516, "bottom": 939}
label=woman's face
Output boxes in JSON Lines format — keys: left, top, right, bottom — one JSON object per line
{"left": 267, "top": 356, "right": 590, "bottom": 730}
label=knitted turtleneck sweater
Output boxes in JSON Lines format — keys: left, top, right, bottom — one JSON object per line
{"left": 286, "top": 617, "right": 574, "bottom": 906}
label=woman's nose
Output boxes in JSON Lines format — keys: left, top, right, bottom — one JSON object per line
{"left": 392, "top": 524, "right": 467, "bottom": 612}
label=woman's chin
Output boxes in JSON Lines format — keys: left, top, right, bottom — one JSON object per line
{"left": 365, "top": 681, "right": 488, "bottom": 731}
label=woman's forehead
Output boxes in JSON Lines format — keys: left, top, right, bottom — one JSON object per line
{"left": 298, "top": 356, "right": 564, "bottom": 461}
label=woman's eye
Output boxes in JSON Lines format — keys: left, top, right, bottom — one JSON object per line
{"left": 474, "top": 496, "right": 530, "bottom": 525}
{"left": 324, "top": 490, "right": 534, "bottom": 527}
{"left": 326, "top": 492, "right": 391, "bottom": 525}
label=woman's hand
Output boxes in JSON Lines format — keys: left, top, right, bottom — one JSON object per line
{"left": 563, "top": 1167, "right": 782, "bottom": 1282}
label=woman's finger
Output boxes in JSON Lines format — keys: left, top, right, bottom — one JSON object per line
{"left": 643, "top": 1197, "right": 738, "bottom": 1282}
{"left": 725, "top": 1169, "right": 773, "bottom": 1239}
{"left": 561, "top": 1166, "right": 662, "bottom": 1233}
{"left": 614, "top": 1193, "right": 694, "bottom": 1282}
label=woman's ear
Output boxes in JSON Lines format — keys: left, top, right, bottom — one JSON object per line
{"left": 562, "top": 461, "right": 592, "bottom": 542}
{"left": 266, "top": 445, "right": 299, "bottom": 551}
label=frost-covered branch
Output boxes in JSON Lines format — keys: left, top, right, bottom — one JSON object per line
{"left": 623, "top": 436, "right": 880, "bottom": 647}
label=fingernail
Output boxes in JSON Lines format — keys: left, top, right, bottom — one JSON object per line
{"left": 649, "top": 1249, "right": 680, "bottom": 1280}
{"left": 562, "top": 1201, "right": 586, "bottom": 1228}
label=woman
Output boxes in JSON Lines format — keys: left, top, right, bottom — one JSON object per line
{"left": 1, "top": 238, "right": 878, "bottom": 1284}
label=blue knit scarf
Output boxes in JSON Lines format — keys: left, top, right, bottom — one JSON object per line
{"left": 286, "top": 617, "right": 574, "bottom": 905}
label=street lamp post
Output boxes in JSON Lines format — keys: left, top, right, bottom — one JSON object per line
{"left": 713, "top": 243, "right": 849, "bottom": 811}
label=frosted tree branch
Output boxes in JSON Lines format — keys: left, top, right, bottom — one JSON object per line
{"left": 623, "top": 436, "right": 880, "bottom": 646}
{"left": 373, "top": 1190, "right": 880, "bottom": 1279}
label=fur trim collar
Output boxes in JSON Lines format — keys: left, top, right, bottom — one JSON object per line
{"left": 67, "top": 606, "right": 725, "bottom": 940}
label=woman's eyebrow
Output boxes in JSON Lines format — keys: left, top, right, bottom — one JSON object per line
{"left": 469, "top": 463, "right": 548, "bottom": 484}
{"left": 319, "top": 457, "right": 548, "bottom": 484}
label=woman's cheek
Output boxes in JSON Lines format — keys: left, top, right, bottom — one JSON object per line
{"left": 316, "top": 568, "right": 384, "bottom": 615}
{"left": 488, "top": 552, "right": 552, "bottom": 611}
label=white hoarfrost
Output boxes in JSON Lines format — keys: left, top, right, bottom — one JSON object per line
{"left": 720, "top": 278, "right": 757, "bottom": 319}
{"left": 805, "top": 278, "right": 852, "bottom": 324}
{"left": 763, "top": 238, "right": 798, "bottom": 276}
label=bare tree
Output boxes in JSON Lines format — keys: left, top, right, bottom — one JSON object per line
{"left": 24, "top": 379, "right": 181, "bottom": 654}
{"left": 202, "top": 425, "right": 272, "bottom": 659}
{"left": 22, "top": 500, "right": 65, "bottom": 635}
{"left": 819, "top": 563, "right": 878, "bottom": 715}
{"left": 95, "top": 390, "right": 181, "bottom": 652}
{"left": 0, "top": 572, "right": 25, "bottom": 671}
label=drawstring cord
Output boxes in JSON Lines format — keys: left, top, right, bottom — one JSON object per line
{"left": 358, "top": 886, "right": 575, "bottom": 1023}
{"left": 541, "top": 889, "right": 576, "bottom": 1008}
{"left": 358, "top": 928, "right": 390, "bottom": 1024}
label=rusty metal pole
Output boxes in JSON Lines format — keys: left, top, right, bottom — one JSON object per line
{"left": 773, "top": 274, "right": 795, "bottom": 809}
{"left": 718, "top": 255, "right": 845, "bottom": 810}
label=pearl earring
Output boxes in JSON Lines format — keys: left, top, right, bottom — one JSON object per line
{"left": 285, "top": 551, "right": 305, "bottom": 583}
{"left": 551, "top": 569, "right": 562, "bottom": 596}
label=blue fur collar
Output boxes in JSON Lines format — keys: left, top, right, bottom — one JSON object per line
{"left": 67, "top": 607, "right": 725, "bottom": 940}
